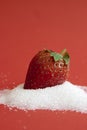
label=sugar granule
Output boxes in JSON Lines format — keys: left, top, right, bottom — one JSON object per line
{"left": 0, "top": 81, "right": 87, "bottom": 113}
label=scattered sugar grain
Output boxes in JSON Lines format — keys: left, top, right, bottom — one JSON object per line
{"left": 0, "top": 81, "right": 87, "bottom": 113}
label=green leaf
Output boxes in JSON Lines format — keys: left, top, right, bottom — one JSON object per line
{"left": 49, "top": 49, "right": 70, "bottom": 64}
{"left": 63, "top": 52, "right": 70, "bottom": 64}
{"left": 50, "top": 52, "right": 63, "bottom": 61}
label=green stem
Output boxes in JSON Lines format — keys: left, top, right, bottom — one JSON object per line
{"left": 60, "top": 49, "right": 67, "bottom": 56}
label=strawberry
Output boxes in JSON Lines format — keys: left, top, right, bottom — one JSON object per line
{"left": 24, "top": 49, "right": 70, "bottom": 89}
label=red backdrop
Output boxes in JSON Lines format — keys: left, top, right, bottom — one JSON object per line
{"left": 0, "top": 0, "right": 87, "bottom": 130}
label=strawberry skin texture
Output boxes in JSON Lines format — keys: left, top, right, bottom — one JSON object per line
{"left": 24, "top": 49, "right": 70, "bottom": 89}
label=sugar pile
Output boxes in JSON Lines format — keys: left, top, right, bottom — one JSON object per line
{"left": 0, "top": 81, "right": 87, "bottom": 113}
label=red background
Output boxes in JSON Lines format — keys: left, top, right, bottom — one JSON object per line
{"left": 0, "top": 0, "right": 87, "bottom": 130}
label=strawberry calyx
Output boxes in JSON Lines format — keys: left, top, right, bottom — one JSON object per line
{"left": 50, "top": 52, "right": 63, "bottom": 62}
{"left": 61, "top": 49, "right": 70, "bottom": 64}
{"left": 48, "top": 49, "right": 70, "bottom": 65}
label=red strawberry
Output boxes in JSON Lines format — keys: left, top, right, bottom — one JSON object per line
{"left": 24, "top": 49, "right": 70, "bottom": 89}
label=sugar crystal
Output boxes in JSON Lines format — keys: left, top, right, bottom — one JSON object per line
{"left": 0, "top": 81, "right": 87, "bottom": 113}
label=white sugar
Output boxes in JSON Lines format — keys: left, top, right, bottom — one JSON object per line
{"left": 0, "top": 81, "right": 87, "bottom": 113}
